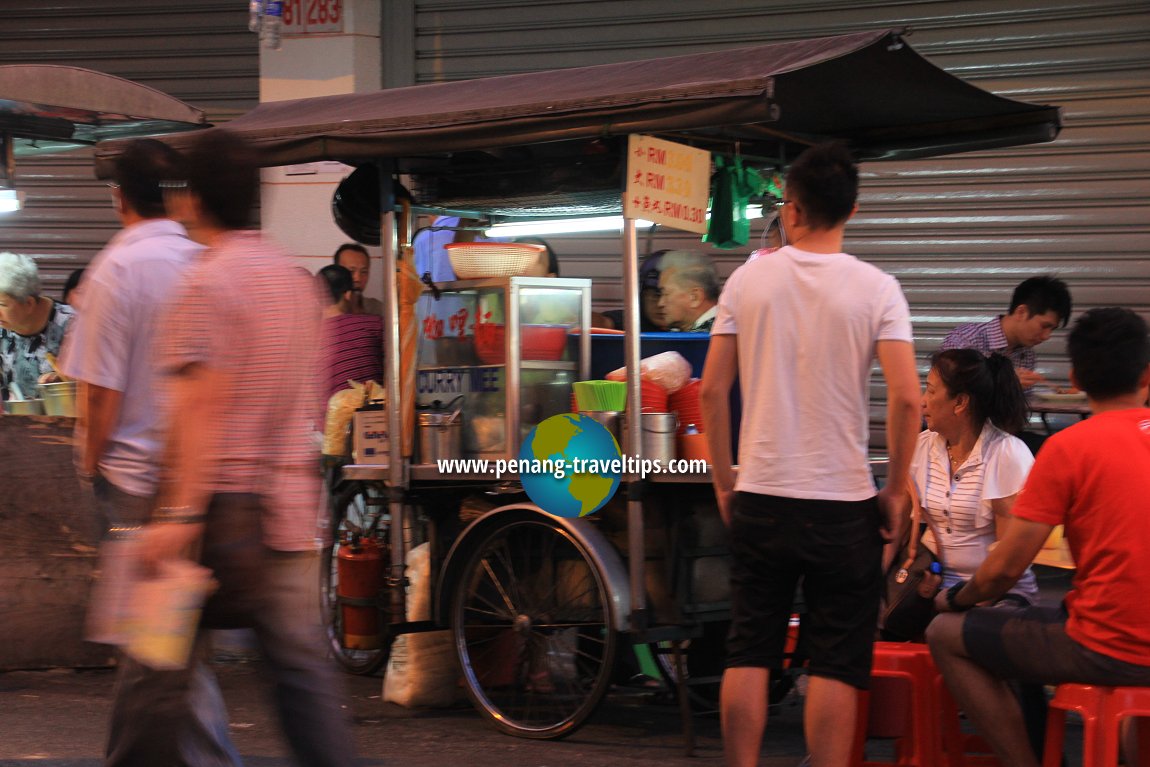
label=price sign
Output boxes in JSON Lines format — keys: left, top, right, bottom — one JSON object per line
{"left": 623, "top": 134, "right": 711, "bottom": 234}
{"left": 281, "top": 0, "right": 343, "bottom": 34}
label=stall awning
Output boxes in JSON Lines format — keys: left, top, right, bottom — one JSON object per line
{"left": 1, "top": 65, "right": 206, "bottom": 156}
{"left": 93, "top": 29, "right": 1061, "bottom": 214}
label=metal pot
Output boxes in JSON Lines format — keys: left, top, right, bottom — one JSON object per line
{"left": 418, "top": 411, "right": 462, "bottom": 464}
{"left": 5, "top": 398, "right": 44, "bottom": 415}
{"left": 621, "top": 412, "right": 678, "bottom": 465}
{"left": 40, "top": 381, "right": 77, "bottom": 417}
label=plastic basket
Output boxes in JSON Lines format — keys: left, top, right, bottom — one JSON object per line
{"left": 445, "top": 242, "right": 545, "bottom": 279}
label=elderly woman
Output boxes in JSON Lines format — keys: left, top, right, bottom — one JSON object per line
{"left": 0, "top": 252, "right": 75, "bottom": 402}
{"left": 911, "top": 348, "right": 1038, "bottom": 604}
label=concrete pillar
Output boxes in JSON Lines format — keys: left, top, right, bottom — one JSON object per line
{"left": 256, "top": 0, "right": 382, "bottom": 289}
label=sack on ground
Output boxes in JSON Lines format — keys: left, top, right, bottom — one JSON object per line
{"left": 382, "top": 543, "right": 461, "bottom": 707}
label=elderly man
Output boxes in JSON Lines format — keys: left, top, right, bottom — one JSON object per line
{"left": 929, "top": 307, "right": 1150, "bottom": 767}
{"left": 333, "top": 241, "right": 383, "bottom": 315}
{"left": 658, "top": 250, "right": 721, "bottom": 332}
{"left": 137, "top": 129, "right": 357, "bottom": 766}
{"left": 940, "top": 276, "right": 1072, "bottom": 389}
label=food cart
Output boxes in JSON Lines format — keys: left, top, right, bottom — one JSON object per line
{"left": 95, "top": 28, "right": 1061, "bottom": 740}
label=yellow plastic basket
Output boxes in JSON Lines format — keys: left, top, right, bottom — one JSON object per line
{"left": 445, "top": 242, "right": 545, "bottom": 279}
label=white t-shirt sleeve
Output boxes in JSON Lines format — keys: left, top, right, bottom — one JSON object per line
{"left": 874, "top": 275, "right": 913, "bottom": 343}
{"left": 983, "top": 433, "right": 1035, "bottom": 500}
{"left": 712, "top": 263, "right": 744, "bottom": 335}
{"left": 910, "top": 429, "right": 933, "bottom": 498}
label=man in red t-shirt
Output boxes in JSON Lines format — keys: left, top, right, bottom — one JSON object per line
{"left": 928, "top": 307, "right": 1150, "bottom": 767}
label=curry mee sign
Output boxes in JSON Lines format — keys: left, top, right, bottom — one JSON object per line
{"left": 624, "top": 134, "right": 711, "bottom": 234}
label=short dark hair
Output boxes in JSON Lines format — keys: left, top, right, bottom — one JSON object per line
{"left": 1009, "top": 276, "right": 1072, "bottom": 327}
{"left": 1067, "top": 308, "right": 1150, "bottom": 399}
{"left": 333, "top": 243, "right": 369, "bottom": 265}
{"left": 186, "top": 129, "right": 258, "bottom": 230}
{"left": 932, "top": 349, "right": 1030, "bottom": 435}
{"left": 62, "top": 267, "right": 85, "bottom": 304}
{"left": 317, "top": 264, "right": 354, "bottom": 304}
{"left": 784, "top": 142, "right": 858, "bottom": 230}
{"left": 113, "top": 138, "right": 184, "bottom": 219}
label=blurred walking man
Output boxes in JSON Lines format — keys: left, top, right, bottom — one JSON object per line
{"left": 701, "top": 142, "right": 920, "bottom": 767}
{"left": 136, "top": 129, "right": 357, "bottom": 766}
{"left": 60, "top": 138, "right": 242, "bottom": 766}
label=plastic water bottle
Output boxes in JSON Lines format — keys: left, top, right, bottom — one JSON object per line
{"left": 262, "top": 0, "right": 283, "bottom": 50}
{"left": 248, "top": 0, "right": 262, "bottom": 33}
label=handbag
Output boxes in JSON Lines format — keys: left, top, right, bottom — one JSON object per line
{"left": 880, "top": 502, "right": 941, "bottom": 642}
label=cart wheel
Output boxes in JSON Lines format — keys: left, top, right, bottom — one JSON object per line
{"left": 321, "top": 481, "right": 390, "bottom": 675}
{"left": 452, "top": 512, "right": 617, "bottom": 739}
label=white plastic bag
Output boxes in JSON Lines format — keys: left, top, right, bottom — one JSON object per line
{"left": 606, "top": 350, "right": 692, "bottom": 394}
{"left": 382, "top": 543, "right": 460, "bottom": 707}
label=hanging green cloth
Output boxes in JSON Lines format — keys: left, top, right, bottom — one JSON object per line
{"left": 703, "top": 154, "right": 768, "bottom": 249}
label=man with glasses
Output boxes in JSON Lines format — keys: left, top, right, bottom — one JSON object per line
{"left": 701, "top": 142, "right": 920, "bottom": 767}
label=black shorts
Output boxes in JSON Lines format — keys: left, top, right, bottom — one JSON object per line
{"left": 725, "top": 491, "right": 884, "bottom": 690}
{"left": 964, "top": 603, "right": 1150, "bottom": 686}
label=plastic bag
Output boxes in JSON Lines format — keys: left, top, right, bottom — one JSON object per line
{"left": 382, "top": 543, "right": 461, "bottom": 707}
{"left": 606, "top": 351, "right": 692, "bottom": 394}
{"left": 323, "top": 380, "right": 384, "bottom": 456}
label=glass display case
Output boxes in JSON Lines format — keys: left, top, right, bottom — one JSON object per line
{"left": 415, "top": 277, "right": 591, "bottom": 461}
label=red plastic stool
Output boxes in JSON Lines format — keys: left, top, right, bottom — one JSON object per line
{"left": 1043, "top": 683, "right": 1150, "bottom": 767}
{"left": 853, "top": 643, "right": 943, "bottom": 767}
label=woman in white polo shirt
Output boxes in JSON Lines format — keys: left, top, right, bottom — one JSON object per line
{"left": 912, "top": 348, "right": 1038, "bottom": 605}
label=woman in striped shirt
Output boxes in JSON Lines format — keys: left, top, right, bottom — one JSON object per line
{"left": 910, "top": 349, "right": 1038, "bottom": 605}
{"left": 317, "top": 264, "right": 383, "bottom": 401}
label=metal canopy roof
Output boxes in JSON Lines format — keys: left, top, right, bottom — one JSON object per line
{"left": 0, "top": 65, "right": 206, "bottom": 157}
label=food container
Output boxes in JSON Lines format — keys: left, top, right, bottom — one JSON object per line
{"left": 5, "top": 398, "right": 45, "bottom": 415}
{"left": 579, "top": 410, "right": 621, "bottom": 442}
{"left": 41, "top": 381, "right": 77, "bottom": 417}
{"left": 445, "top": 242, "right": 546, "bottom": 279}
{"left": 621, "top": 412, "right": 678, "bottom": 465}
{"left": 475, "top": 323, "right": 569, "bottom": 365}
{"left": 418, "top": 411, "right": 462, "bottom": 464}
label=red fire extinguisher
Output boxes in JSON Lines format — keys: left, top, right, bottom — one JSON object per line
{"left": 337, "top": 536, "right": 385, "bottom": 650}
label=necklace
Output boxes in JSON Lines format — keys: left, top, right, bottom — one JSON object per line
{"left": 946, "top": 442, "right": 970, "bottom": 475}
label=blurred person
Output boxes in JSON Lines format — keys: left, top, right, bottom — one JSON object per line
{"left": 332, "top": 241, "right": 382, "bottom": 316}
{"left": 0, "top": 251, "right": 75, "bottom": 401}
{"left": 929, "top": 307, "right": 1150, "bottom": 767}
{"left": 58, "top": 139, "right": 240, "bottom": 766}
{"left": 658, "top": 250, "right": 720, "bottom": 332}
{"left": 317, "top": 263, "right": 383, "bottom": 401}
{"left": 62, "top": 267, "right": 86, "bottom": 306}
{"left": 134, "top": 129, "right": 357, "bottom": 766}
{"left": 701, "top": 142, "right": 920, "bottom": 767}
{"left": 940, "top": 276, "right": 1072, "bottom": 390}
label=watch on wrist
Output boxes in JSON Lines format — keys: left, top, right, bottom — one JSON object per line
{"left": 945, "top": 580, "right": 973, "bottom": 612}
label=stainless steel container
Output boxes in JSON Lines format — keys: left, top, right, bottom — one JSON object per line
{"left": 4, "top": 398, "right": 44, "bottom": 415}
{"left": 621, "top": 412, "right": 678, "bottom": 464}
{"left": 418, "top": 411, "right": 462, "bottom": 464}
{"left": 41, "top": 381, "right": 77, "bottom": 417}
{"left": 579, "top": 410, "right": 621, "bottom": 442}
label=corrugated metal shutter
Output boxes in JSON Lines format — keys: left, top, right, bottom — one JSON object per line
{"left": 407, "top": 0, "right": 1150, "bottom": 454}
{"left": 0, "top": 1, "right": 258, "bottom": 297}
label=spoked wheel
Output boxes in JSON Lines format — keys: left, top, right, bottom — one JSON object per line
{"left": 452, "top": 512, "right": 617, "bottom": 739}
{"left": 321, "top": 481, "right": 391, "bottom": 675}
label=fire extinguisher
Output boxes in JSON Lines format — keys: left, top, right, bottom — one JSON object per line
{"left": 337, "top": 536, "right": 385, "bottom": 650}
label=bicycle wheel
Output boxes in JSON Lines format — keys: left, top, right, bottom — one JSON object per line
{"left": 651, "top": 619, "right": 729, "bottom": 713}
{"left": 321, "top": 481, "right": 390, "bottom": 675}
{"left": 452, "top": 512, "right": 617, "bottom": 739}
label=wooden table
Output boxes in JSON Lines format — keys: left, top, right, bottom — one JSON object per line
{"left": 0, "top": 415, "right": 112, "bottom": 669}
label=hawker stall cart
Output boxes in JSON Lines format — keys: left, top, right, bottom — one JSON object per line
{"left": 96, "top": 29, "right": 1062, "bottom": 741}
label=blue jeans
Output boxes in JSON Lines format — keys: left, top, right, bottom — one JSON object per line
{"left": 104, "top": 491, "right": 356, "bottom": 766}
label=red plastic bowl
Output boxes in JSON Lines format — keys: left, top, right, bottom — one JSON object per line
{"left": 474, "top": 323, "right": 568, "bottom": 365}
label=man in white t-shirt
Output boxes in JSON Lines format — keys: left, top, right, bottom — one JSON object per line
{"left": 700, "top": 142, "right": 920, "bottom": 767}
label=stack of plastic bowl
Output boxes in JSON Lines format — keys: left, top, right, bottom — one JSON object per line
{"left": 668, "top": 378, "right": 703, "bottom": 433}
